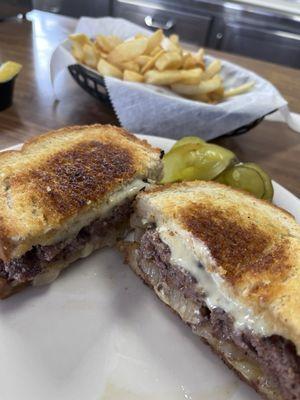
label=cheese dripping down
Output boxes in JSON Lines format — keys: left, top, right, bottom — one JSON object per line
{"left": 157, "top": 224, "right": 273, "bottom": 336}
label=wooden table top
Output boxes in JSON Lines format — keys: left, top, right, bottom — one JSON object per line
{"left": 0, "top": 10, "right": 299, "bottom": 197}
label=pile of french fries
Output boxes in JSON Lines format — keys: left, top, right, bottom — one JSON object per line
{"left": 69, "top": 30, "right": 254, "bottom": 103}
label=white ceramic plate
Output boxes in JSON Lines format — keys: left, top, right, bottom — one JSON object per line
{"left": 0, "top": 135, "right": 298, "bottom": 400}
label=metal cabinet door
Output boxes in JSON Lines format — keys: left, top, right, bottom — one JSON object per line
{"left": 217, "top": 22, "right": 300, "bottom": 69}
{"left": 32, "top": 0, "right": 110, "bottom": 17}
{"left": 112, "top": 0, "right": 213, "bottom": 45}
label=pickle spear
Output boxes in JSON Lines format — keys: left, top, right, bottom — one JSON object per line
{"left": 243, "top": 163, "right": 274, "bottom": 201}
{"left": 180, "top": 166, "right": 202, "bottom": 181}
{"left": 163, "top": 136, "right": 274, "bottom": 202}
{"left": 162, "top": 144, "right": 197, "bottom": 183}
{"left": 162, "top": 142, "right": 236, "bottom": 183}
{"left": 170, "top": 136, "right": 206, "bottom": 152}
{"left": 215, "top": 164, "right": 266, "bottom": 199}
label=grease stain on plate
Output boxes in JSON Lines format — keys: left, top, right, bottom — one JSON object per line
{"left": 100, "top": 378, "right": 239, "bottom": 400}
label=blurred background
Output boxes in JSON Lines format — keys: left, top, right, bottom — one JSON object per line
{"left": 1, "top": 0, "right": 300, "bottom": 68}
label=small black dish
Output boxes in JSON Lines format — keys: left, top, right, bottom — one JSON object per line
{"left": 0, "top": 77, "right": 15, "bottom": 111}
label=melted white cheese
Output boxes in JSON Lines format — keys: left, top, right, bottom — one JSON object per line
{"left": 19, "top": 179, "right": 147, "bottom": 253}
{"left": 157, "top": 224, "right": 272, "bottom": 336}
{"left": 57, "top": 178, "right": 147, "bottom": 242}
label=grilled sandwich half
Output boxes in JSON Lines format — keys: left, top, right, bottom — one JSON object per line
{"left": 0, "top": 124, "right": 162, "bottom": 298}
{"left": 121, "top": 181, "right": 300, "bottom": 400}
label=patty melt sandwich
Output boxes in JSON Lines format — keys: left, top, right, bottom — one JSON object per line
{"left": 0, "top": 124, "right": 162, "bottom": 298}
{"left": 121, "top": 181, "right": 300, "bottom": 400}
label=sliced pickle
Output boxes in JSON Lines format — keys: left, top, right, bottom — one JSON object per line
{"left": 161, "top": 143, "right": 236, "bottom": 183}
{"left": 215, "top": 164, "right": 265, "bottom": 199}
{"left": 185, "top": 144, "right": 236, "bottom": 180}
{"left": 243, "top": 163, "right": 274, "bottom": 201}
{"left": 180, "top": 166, "right": 202, "bottom": 181}
{"left": 170, "top": 136, "right": 206, "bottom": 152}
{"left": 161, "top": 144, "right": 194, "bottom": 183}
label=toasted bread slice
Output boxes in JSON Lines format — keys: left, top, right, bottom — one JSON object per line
{"left": 0, "top": 124, "right": 162, "bottom": 261}
{"left": 122, "top": 180, "right": 300, "bottom": 400}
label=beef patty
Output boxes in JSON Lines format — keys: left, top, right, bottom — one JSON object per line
{"left": 136, "top": 227, "right": 300, "bottom": 400}
{"left": 0, "top": 200, "right": 133, "bottom": 283}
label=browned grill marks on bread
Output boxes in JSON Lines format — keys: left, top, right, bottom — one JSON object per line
{"left": 179, "top": 205, "right": 290, "bottom": 286}
{"left": 16, "top": 141, "right": 135, "bottom": 218}
{"left": 143, "top": 180, "right": 293, "bottom": 219}
{"left": 0, "top": 124, "right": 162, "bottom": 262}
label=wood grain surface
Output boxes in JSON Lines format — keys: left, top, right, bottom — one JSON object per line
{"left": 0, "top": 10, "right": 299, "bottom": 197}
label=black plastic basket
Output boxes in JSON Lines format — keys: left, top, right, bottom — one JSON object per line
{"left": 68, "top": 64, "right": 277, "bottom": 137}
{"left": 68, "top": 64, "right": 111, "bottom": 105}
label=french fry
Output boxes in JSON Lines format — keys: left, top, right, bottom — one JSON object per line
{"left": 195, "top": 48, "right": 204, "bottom": 62}
{"left": 209, "top": 87, "right": 225, "bottom": 102}
{"left": 136, "top": 55, "right": 151, "bottom": 67}
{"left": 97, "top": 59, "right": 123, "bottom": 79}
{"left": 169, "top": 34, "right": 179, "bottom": 44}
{"left": 107, "top": 38, "right": 148, "bottom": 65}
{"left": 141, "top": 49, "right": 164, "bottom": 74}
{"left": 197, "top": 74, "right": 222, "bottom": 94}
{"left": 179, "top": 68, "right": 203, "bottom": 85}
{"left": 69, "top": 33, "right": 91, "bottom": 45}
{"left": 123, "top": 70, "right": 144, "bottom": 82}
{"left": 144, "top": 68, "right": 203, "bottom": 86}
{"left": 121, "top": 61, "right": 140, "bottom": 73}
{"left": 109, "top": 35, "right": 123, "bottom": 47}
{"left": 155, "top": 51, "right": 182, "bottom": 71}
{"left": 150, "top": 46, "right": 163, "bottom": 57}
{"left": 189, "top": 93, "right": 211, "bottom": 103}
{"left": 172, "top": 74, "right": 222, "bottom": 95}
{"left": 182, "top": 54, "right": 197, "bottom": 69}
{"left": 144, "top": 69, "right": 184, "bottom": 85}
{"left": 197, "top": 60, "right": 205, "bottom": 70}
{"left": 95, "top": 35, "right": 111, "bottom": 53}
{"left": 162, "top": 38, "right": 181, "bottom": 53}
{"left": 82, "top": 44, "right": 100, "bottom": 68}
{"left": 194, "top": 48, "right": 205, "bottom": 69}
{"left": 145, "top": 29, "right": 164, "bottom": 54}
{"left": 224, "top": 81, "right": 255, "bottom": 98}
{"left": 96, "top": 35, "right": 122, "bottom": 53}
{"left": 95, "top": 36, "right": 111, "bottom": 53}
{"left": 71, "top": 43, "right": 84, "bottom": 62}
{"left": 69, "top": 34, "right": 91, "bottom": 62}
{"left": 202, "top": 59, "right": 221, "bottom": 80}
{"left": 171, "top": 83, "right": 202, "bottom": 96}
{"left": 92, "top": 42, "right": 102, "bottom": 55}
